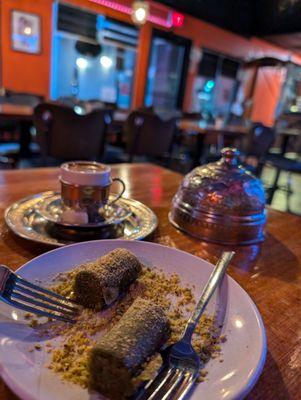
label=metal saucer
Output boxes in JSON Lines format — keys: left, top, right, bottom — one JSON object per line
{"left": 36, "top": 192, "right": 131, "bottom": 228}
{"left": 5, "top": 191, "right": 158, "bottom": 247}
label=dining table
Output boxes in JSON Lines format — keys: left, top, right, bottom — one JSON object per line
{"left": 0, "top": 104, "right": 34, "bottom": 120}
{"left": 178, "top": 120, "right": 250, "bottom": 167}
{"left": 0, "top": 163, "right": 300, "bottom": 400}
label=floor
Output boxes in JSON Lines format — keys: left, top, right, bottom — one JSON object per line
{"left": 261, "top": 165, "right": 301, "bottom": 215}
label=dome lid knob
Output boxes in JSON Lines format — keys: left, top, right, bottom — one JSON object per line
{"left": 220, "top": 147, "right": 240, "bottom": 166}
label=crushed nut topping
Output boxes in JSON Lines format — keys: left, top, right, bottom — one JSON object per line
{"left": 26, "top": 264, "right": 225, "bottom": 389}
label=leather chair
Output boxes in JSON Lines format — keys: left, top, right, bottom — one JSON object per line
{"left": 244, "top": 122, "right": 276, "bottom": 176}
{"left": 34, "top": 103, "right": 111, "bottom": 165}
{"left": 124, "top": 110, "right": 177, "bottom": 165}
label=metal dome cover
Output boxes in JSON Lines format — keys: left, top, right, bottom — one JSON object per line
{"left": 169, "top": 148, "right": 266, "bottom": 245}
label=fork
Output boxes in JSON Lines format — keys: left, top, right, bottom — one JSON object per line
{"left": 135, "top": 251, "right": 235, "bottom": 400}
{"left": 0, "top": 265, "right": 81, "bottom": 323}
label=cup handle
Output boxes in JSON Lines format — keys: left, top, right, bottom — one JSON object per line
{"left": 107, "top": 178, "right": 126, "bottom": 206}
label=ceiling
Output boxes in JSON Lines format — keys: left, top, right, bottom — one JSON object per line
{"left": 264, "top": 32, "right": 301, "bottom": 55}
{"left": 156, "top": 0, "right": 301, "bottom": 37}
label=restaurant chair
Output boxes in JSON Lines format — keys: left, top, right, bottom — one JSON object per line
{"left": 181, "top": 112, "right": 202, "bottom": 120}
{"left": 264, "top": 151, "right": 301, "bottom": 213}
{"left": 243, "top": 123, "right": 301, "bottom": 214}
{"left": 135, "top": 106, "right": 155, "bottom": 113}
{"left": 244, "top": 123, "right": 275, "bottom": 176}
{"left": 33, "top": 103, "right": 111, "bottom": 165}
{"left": 124, "top": 111, "right": 177, "bottom": 165}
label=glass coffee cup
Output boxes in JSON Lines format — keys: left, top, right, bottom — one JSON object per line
{"left": 60, "top": 161, "right": 125, "bottom": 224}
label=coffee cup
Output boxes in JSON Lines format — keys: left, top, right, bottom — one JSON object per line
{"left": 59, "top": 161, "right": 125, "bottom": 224}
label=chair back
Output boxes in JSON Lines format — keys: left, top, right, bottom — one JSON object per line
{"left": 34, "top": 103, "right": 111, "bottom": 161}
{"left": 124, "top": 111, "right": 176, "bottom": 161}
{"left": 246, "top": 123, "right": 275, "bottom": 159}
{"left": 181, "top": 112, "right": 202, "bottom": 120}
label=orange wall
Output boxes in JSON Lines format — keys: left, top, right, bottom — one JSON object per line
{"left": 1, "top": 0, "right": 52, "bottom": 98}
{"left": 1, "top": 0, "right": 300, "bottom": 124}
{"left": 252, "top": 67, "right": 286, "bottom": 126}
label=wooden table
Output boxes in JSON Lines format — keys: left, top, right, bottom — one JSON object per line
{"left": 178, "top": 120, "right": 250, "bottom": 167}
{"left": 178, "top": 120, "right": 250, "bottom": 136}
{"left": 0, "top": 104, "right": 33, "bottom": 120}
{"left": 0, "top": 164, "right": 301, "bottom": 400}
{"left": 0, "top": 104, "right": 129, "bottom": 122}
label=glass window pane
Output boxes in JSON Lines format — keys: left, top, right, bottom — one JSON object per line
{"left": 51, "top": 6, "right": 137, "bottom": 109}
{"left": 145, "top": 36, "right": 186, "bottom": 111}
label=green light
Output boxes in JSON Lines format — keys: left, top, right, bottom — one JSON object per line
{"left": 204, "top": 80, "right": 215, "bottom": 93}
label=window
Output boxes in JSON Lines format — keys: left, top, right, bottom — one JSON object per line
{"left": 144, "top": 30, "right": 191, "bottom": 112}
{"left": 191, "top": 49, "right": 241, "bottom": 121}
{"left": 51, "top": 3, "right": 138, "bottom": 109}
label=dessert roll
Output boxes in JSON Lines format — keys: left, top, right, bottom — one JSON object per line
{"left": 88, "top": 297, "right": 170, "bottom": 399}
{"left": 73, "top": 248, "right": 142, "bottom": 308}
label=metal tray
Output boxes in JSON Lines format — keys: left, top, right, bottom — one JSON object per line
{"left": 5, "top": 191, "right": 158, "bottom": 247}
{"left": 36, "top": 192, "right": 131, "bottom": 228}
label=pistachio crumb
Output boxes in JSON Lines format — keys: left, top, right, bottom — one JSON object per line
{"left": 42, "top": 264, "right": 225, "bottom": 388}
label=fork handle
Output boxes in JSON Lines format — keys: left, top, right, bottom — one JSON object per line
{"left": 182, "top": 251, "right": 235, "bottom": 342}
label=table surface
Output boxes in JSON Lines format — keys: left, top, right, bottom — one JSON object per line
{"left": 0, "top": 103, "right": 130, "bottom": 123}
{"left": 178, "top": 119, "right": 250, "bottom": 135}
{"left": 0, "top": 104, "right": 33, "bottom": 119}
{"left": 0, "top": 163, "right": 300, "bottom": 400}
{"left": 277, "top": 128, "right": 301, "bottom": 137}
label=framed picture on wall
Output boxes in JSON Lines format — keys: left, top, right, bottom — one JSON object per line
{"left": 11, "top": 10, "right": 41, "bottom": 54}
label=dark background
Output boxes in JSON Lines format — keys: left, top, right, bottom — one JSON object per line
{"left": 157, "top": 0, "right": 301, "bottom": 36}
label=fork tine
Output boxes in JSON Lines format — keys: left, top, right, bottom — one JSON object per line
{"left": 10, "top": 292, "right": 76, "bottom": 317}
{"left": 172, "top": 374, "right": 195, "bottom": 400}
{"left": 2, "top": 297, "right": 75, "bottom": 323}
{"left": 136, "top": 368, "right": 175, "bottom": 400}
{"left": 14, "top": 283, "right": 79, "bottom": 313}
{"left": 138, "top": 368, "right": 184, "bottom": 400}
{"left": 15, "top": 275, "right": 79, "bottom": 308}
{"left": 160, "top": 369, "right": 186, "bottom": 400}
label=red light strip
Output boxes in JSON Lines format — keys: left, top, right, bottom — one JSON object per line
{"left": 148, "top": 13, "right": 172, "bottom": 28}
{"left": 89, "top": 0, "right": 172, "bottom": 28}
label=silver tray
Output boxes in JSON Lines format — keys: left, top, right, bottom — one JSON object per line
{"left": 36, "top": 192, "right": 131, "bottom": 228}
{"left": 5, "top": 191, "right": 158, "bottom": 247}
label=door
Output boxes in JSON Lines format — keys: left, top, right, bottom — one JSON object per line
{"left": 144, "top": 29, "right": 191, "bottom": 112}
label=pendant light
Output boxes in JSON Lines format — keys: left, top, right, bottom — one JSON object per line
{"left": 131, "top": 1, "right": 149, "bottom": 25}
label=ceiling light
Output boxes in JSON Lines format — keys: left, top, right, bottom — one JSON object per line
{"left": 131, "top": 1, "right": 149, "bottom": 25}
{"left": 100, "top": 55, "right": 113, "bottom": 68}
{"left": 76, "top": 57, "right": 88, "bottom": 69}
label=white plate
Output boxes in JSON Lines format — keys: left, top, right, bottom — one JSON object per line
{"left": 0, "top": 240, "right": 266, "bottom": 400}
